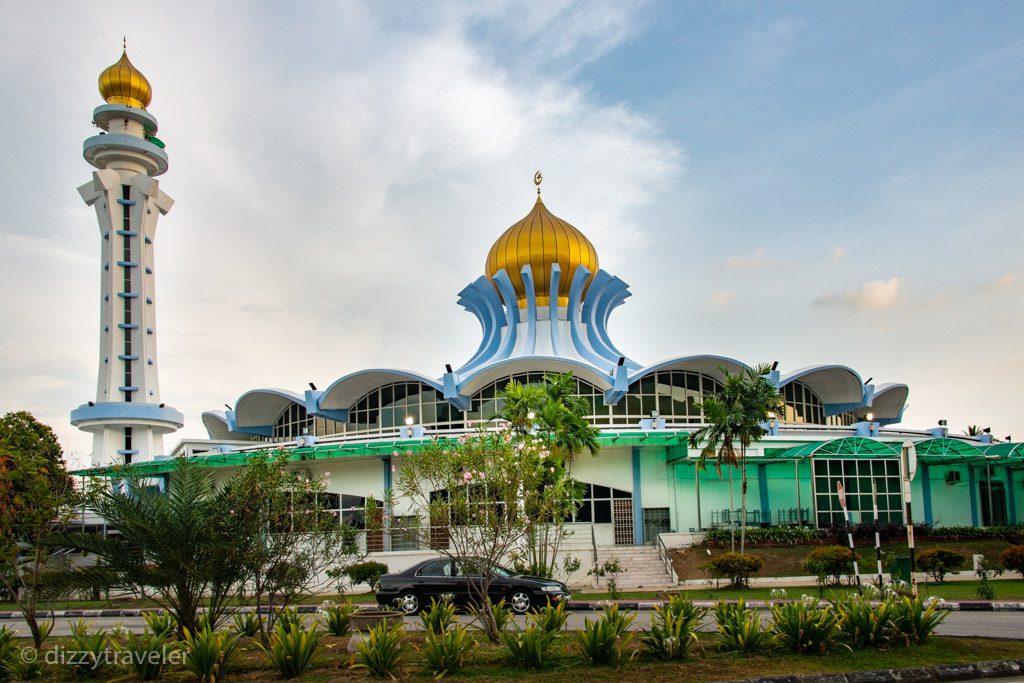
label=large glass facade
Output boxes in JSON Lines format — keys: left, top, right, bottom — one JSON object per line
{"left": 783, "top": 381, "right": 856, "bottom": 426}
{"left": 465, "top": 372, "right": 606, "bottom": 423}
{"left": 813, "top": 458, "right": 903, "bottom": 526}
{"left": 614, "top": 371, "right": 723, "bottom": 425}
{"left": 348, "top": 382, "right": 465, "bottom": 434}
{"left": 272, "top": 403, "right": 346, "bottom": 441}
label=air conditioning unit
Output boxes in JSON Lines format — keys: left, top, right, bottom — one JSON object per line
{"left": 945, "top": 471, "right": 962, "bottom": 485}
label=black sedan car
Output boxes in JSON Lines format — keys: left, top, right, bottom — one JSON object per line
{"left": 374, "top": 557, "right": 571, "bottom": 615}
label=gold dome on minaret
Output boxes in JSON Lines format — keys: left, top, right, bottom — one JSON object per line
{"left": 98, "top": 48, "right": 152, "bottom": 109}
{"left": 485, "top": 174, "right": 599, "bottom": 308}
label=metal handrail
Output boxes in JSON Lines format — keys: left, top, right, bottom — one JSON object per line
{"left": 655, "top": 532, "right": 678, "bottom": 585}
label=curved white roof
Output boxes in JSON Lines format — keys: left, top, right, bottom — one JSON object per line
{"left": 319, "top": 369, "right": 445, "bottom": 411}
{"left": 780, "top": 365, "right": 864, "bottom": 405}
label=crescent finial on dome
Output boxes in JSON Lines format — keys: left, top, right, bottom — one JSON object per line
{"left": 98, "top": 46, "right": 152, "bottom": 109}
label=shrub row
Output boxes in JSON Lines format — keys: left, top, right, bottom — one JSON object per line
{"left": 703, "top": 524, "right": 1024, "bottom": 548}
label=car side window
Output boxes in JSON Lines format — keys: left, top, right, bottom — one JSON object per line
{"left": 417, "top": 559, "right": 452, "bottom": 577}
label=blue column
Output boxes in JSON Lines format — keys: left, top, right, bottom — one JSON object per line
{"left": 1006, "top": 468, "right": 1017, "bottom": 524}
{"left": 968, "top": 467, "right": 979, "bottom": 526}
{"left": 632, "top": 447, "right": 644, "bottom": 544}
{"left": 757, "top": 464, "right": 769, "bottom": 524}
{"left": 920, "top": 463, "right": 933, "bottom": 525}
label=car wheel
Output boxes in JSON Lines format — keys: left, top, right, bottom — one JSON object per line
{"left": 508, "top": 590, "right": 532, "bottom": 615}
{"left": 397, "top": 591, "right": 421, "bottom": 615}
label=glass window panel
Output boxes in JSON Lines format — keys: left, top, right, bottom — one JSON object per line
{"left": 576, "top": 502, "right": 592, "bottom": 522}
{"left": 613, "top": 488, "right": 631, "bottom": 499}
{"left": 592, "top": 485, "right": 610, "bottom": 499}
{"left": 594, "top": 500, "right": 612, "bottom": 523}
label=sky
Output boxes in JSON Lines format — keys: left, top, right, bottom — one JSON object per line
{"left": 1, "top": 1, "right": 1022, "bottom": 469}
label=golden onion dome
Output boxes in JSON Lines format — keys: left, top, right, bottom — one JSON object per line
{"left": 98, "top": 50, "right": 152, "bottom": 109}
{"left": 485, "top": 176, "right": 599, "bottom": 309}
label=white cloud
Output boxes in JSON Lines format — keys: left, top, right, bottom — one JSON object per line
{"left": 832, "top": 246, "right": 846, "bottom": 261}
{"left": 814, "top": 277, "right": 902, "bottom": 311}
{"left": 725, "top": 248, "right": 767, "bottom": 270}
{"left": 705, "top": 290, "right": 735, "bottom": 309}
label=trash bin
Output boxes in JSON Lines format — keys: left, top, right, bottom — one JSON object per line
{"left": 892, "top": 556, "right": 912, "bottom": 584}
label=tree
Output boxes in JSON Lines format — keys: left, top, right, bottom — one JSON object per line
{"left": 396, "top": 430, "right": 574, "bottom": 643}
{"left": 688, "top": 364, "right": 785, "bottom": 554}
{"left": 499, "top": 373, "right": 596, "bottom": 578}
{"left": 220, "top": 452, "right": 360, "bottom": 640}
{"left": 58, "top": 457, "right": 241, "bottom": 636}
{"left": 0, "top": 412, "right": 82, "bottom": 647}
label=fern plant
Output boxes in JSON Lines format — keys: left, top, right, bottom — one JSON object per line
{"left": 714, "top": 601, "right": 773, "bottom": 654}
{"left": 833, "top": 595, "right": 895, "bottom": 649}
{"left": 576, "top": 608, "right": 635, "bottom": 666}
{"left": 66, "top": 618, "right": 110, "bottom": 678}
{"left": 113, "top": 629, "right": 175, "bottom": 681}
{"left": 319, "top": 600, "right": 358, "bottom": 637}
{"left": 420, "top": 597, "right": 458, "bottom": 634}
{"left": 770, "top": 598, "right": 841, "bottom": 654}
{"left": 641, "top": 598, "right": 705, "bottom": 660}
{"left": 181, "top": 626, "right": 241, "bottom": 683}
{"left": 421, "top": 623, "right": 473, "bottom": 677}
{"left": 231, "top": 611, "right": 261, "bottom": 638}
{"left": 352, "top": 622, "right": 406, "bottom": 678}
{"left": 259, "top": 622, "right": 322, "bottom": 678}
{"left": 143, "top": 611, "right": 178, "bottom": 639}
{"left": 501, "top": 623, "right": 560, "bottom": 670}
{"left": 891, "top": 595, "right": 947, "bottom": 645}
{"left": 530, "top": 600, "right": 569, "bottom": 634}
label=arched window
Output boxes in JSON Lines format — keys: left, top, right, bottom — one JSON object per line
{"left": 348, "top": 382, "right": 465, "bottom": 434}
{"left": 613, "top": 371, "right": 723, "bottom": 425}
{"left": 271, "top": 403, "right": 346, "bottom": 441}
{"left": 783, "top": 381, "right": 856, "bottom": 426}
{"left": 465, "top": 372, "right": 607, "bottom": 424}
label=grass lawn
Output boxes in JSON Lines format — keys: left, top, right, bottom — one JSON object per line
{"left": 12, "top": 632, "right": 1022, "bottom": 681}
{"left": 0, "top": 593, "right": 379, "bottom": 612}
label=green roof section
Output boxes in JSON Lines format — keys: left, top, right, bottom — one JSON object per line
{"left": 982, "top": 442, "right": 1024, "bottom": 459}
{"left": 767, "top": 437, "right": 901, "bottom": 460}
{"left": 913, "top": 437, "right": 984, "bottom": 458}
{"left": 72, "top": 430, "right": 690, "bottom": 477}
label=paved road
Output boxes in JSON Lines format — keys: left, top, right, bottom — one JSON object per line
{"left": 5, "top": 610, "right": 1023, "bottom": 640}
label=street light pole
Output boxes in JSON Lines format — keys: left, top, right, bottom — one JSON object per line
{"left": 900, "top": 441, "right": 918, "bottom": 596}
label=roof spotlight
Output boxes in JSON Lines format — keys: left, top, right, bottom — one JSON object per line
{"left": 938, "top": 419, "right": 947, "bottom": 426}
{"left": 405, "top": 416, "right": 414, "bottom": 426}
{"left": 865, "top": 377, "right": 873, "bottom": 384}
{"left": 224, "top": 404, "right": 232, "bottom": 411}
{"left": 445, "top": 363, "right": 453, "bottom": 374}
{"left": 308, "top": 382, "right": 317, "bottom": 391}
{"left": 866, "top": 412, "right": 874, "bottom": 421}
{"left": 983, "top": 427, "right": 991, "bottom": 434}
{"left": 617, "top": 356, "right": 625, "bottom": 367}
{"left": 771, "top": 361, "right": 779, "bottom": 371}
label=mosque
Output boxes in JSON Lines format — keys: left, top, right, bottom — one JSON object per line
{"left": 71, "top": 50, "right": 1021, "bottom": 579}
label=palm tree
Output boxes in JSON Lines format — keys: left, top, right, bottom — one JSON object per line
{"left": 689, "top": 363, "right": 785, "bottom": 554}
{"left": 735, "top": 364, "right": 787, "bottom": 554}
{"left": 688, "top": 371, "right": 746, "bottom": 552}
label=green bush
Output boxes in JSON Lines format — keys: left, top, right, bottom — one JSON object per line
{"left": 421, "top": 624, "right": 473, "bottom": 678}
{"left": 701, "top": 552, "right": 764, "bottom": 587}
{"left": 467, "top": 598, "right": 513, "bottom": 633}
{"left": 640, "top": 596, "right": 705, "bottom": 660}
{"left": 803, "top": 546, "right": 858, "bottom": 586}
{"left": 714, "top": 600, "right": 772, "bottom": 654}
{"left": 833, "top": 595, "right": 895, "bottom": 649}
{"left": 704, "top": 526, "right": 818, "bottom": 546}
{"left": 575, "top": 606, "right": 635, "bottom": 666}
{"left": 113, "top": 629, "right": 175, "bottom": 681}
{"left": 420, "top": 597, "right": 458, "bottom": 634}
{"left": 67, "top": 618, "right": 109, "bottom": 678}
{"left": 319, "top": 600, "right": 358, "bottom": 637}
{"left": 770, "top": 598, "right": 841, "bottom": 654}
{"left": 260, "top": 622, "right": 322, "bottom": 678}
{"left": 501, "top": 623, "right": 560, "bottom": 669}
{"left": 345, "top": 561, "right": 389, "bottom": 590}
{"left": 181, "top": 626, "right": 241, "bottom": 683}
{"left": 8, "top": 647, "right": 44, "bottom": 681}
{"left": 999, "top": 545, "right": 1024, "bottom": 577}
{"left": 917, "top": 548, "right": 967, "bottom": 582}
{"left": 274, "top": 607, "right": 304, "bottom": 633}
{"left": 231, "top": 612, "right": 261, "bottom": 638}
{"left": 0, "top": 626, "right": 17, "bottom": 680}
{"left": 890, "top": 596, "right": 947, "bottom": 645}
{"left": 530, "top": 600, "right": 569, "bottom": 634}
{"left": 352, "top": 622, "right": 406, "bottom": 678}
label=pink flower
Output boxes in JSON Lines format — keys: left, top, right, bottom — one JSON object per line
{"left": 478, "top": 472, "right": 486, "bottom": 480}
{"left": 463, "top": 471, "right": 473, "bottom": 482}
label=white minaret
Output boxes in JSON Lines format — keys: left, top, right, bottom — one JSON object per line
{"left": 70, "top": 47, "right": 182, "bottom": 466}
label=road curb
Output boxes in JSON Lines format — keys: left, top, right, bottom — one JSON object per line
{"left": 723, "top": 659, "right": 1024, "bottom": 683}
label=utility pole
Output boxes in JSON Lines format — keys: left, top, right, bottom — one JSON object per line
{"left": 836, "top": 481, "right": 862, "bottom": 594}
{"left": 900, "top": 441, "right": 918, "bottom": 596}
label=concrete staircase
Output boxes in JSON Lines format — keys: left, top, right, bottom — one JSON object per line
{"left": 587, "top": 545, "right": 676, "bottom": 590}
